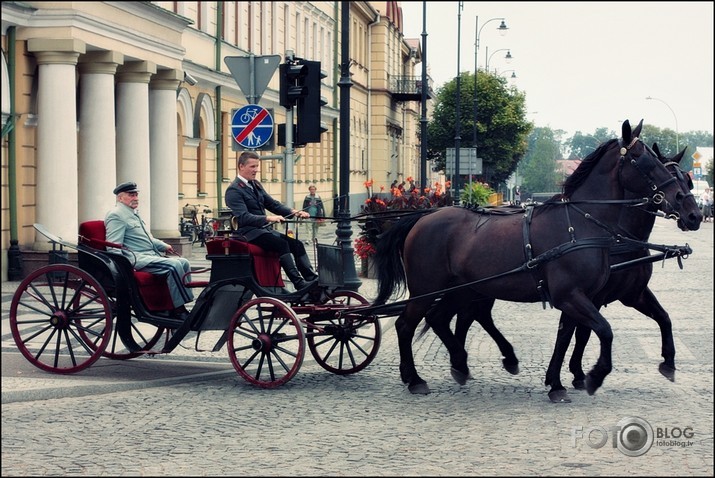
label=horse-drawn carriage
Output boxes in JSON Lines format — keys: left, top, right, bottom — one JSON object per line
{"left": 9, "top": 120, "right": 703, "bottom": 398}
{"left": 9, "top": 220, "right": 384, "bottom": 388}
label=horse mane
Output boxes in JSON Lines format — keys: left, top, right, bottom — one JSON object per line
{"left": 562, "top": 139, "right": 619, "bottom": 198}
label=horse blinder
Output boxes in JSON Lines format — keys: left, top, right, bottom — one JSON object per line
{"left": 624, "top": 140, "right": 677, "bottom": 207}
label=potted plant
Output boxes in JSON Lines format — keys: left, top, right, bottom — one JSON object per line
{"left": 354, "top": 178, "right": 453, "bottom": 277}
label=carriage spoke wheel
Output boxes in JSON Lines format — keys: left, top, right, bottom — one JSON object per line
{"left": 307, "top": 291, "right": 381, "bottom": 375}
{"left": 9, "top": 264, "right": 112, "bottom": 374}
{"left": 228, "top": 297, "right": 305, "bottom": 388}
{"left": 90, "top": 304, "right": 166, "bottom": 360}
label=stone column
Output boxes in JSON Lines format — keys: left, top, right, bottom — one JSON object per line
{"left": 116, "top": 61, "right": 156, "bottom": 225}
{"left": 149, "top": 69, "right": 182, "bottom": 238}
{"left": 27, "top": 39, "right": 85, "bottom": 249}
{"left": 78, "top": 51, "right": 124, "bottom": 222}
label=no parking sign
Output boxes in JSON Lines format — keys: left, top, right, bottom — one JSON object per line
{"left": 231, "top": 105, "right": 274, "bottom": 150}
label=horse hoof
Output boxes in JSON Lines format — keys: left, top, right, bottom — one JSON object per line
{"left": 572, "top": 378, "right": 587, "bottom": 390}
{"left": 658, "top": 363, "right": 676, "bottom": 382}
{"left": 408, "top": 383, "right": 431, "bottom": 395}
{"left": 450, "top": 367, "right": 470, "bottom": 385}
{"left": 502, "top": 359, "right": 520, "bottom": 375}
{"left": 585, "top": 375, "right": 601, "bottom": 396}
{"left": 548, "top": 389, "right": 571, "bottom": 403}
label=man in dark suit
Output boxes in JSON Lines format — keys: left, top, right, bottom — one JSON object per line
{"left": 225, "top": 151, "right": 318, "bottom": 290}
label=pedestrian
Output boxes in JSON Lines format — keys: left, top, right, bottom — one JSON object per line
{"left": 225, "top": 151, "right": 318, "bottom": 290}
{"left": 515, "top": 186, "right": 521, "bottom": 205}
{"left": 700, "top": 187, "right": 712, "bottom": 222}
{"left": 302, "top": 184, "right": 325, "bottom": 242}
{"left": 105, "top": 181, "right": 194, "bottom": 321}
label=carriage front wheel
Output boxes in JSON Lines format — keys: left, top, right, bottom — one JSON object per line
{"left": 227, "top": 297, "right": 306, "bottom": 388}
{"left": 307, "top": 290, "right": 381, "bottom": 375}
{"left": 9, "top": 264, "right": 112, "bottom": 374}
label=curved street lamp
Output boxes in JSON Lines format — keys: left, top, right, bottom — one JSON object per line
{"left": 476, "top": 18, "right": 508, "bottom": 68}
{"left": 645, "top": 96, "right": 679, "bottom": 152}
{"left": 473, "top": 16, "right": 508, "bottom": 188}
{"left": 486, "top": 48, "right": 512, "bottom": 72}
{"left": 499, "top": 69, "right": 517, "bottom": 79}
{"left": 454, "top": 1, "right": 464, "bottom": 203}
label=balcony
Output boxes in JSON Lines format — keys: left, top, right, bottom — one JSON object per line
{"left": 389, "top": 75, "right": 434, "bottom": 102}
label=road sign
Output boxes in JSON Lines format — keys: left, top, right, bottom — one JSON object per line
{"left": 446, "top": 148, "right": 482, "bottom": 175}
{"left": 231, "top": 105, "right": 274, "bottom": 150}
{"left": 692, "top": 150, "right": 702, "bottom": 161}
{"left": 225, "top": 55, "right": 281, "bottom": 104}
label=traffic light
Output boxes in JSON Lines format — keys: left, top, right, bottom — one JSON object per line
{"left": 295, "top": 60, "right": 328, "bottom": 144}
{"left": 279, "top": 62, "right": 308, "bottom": 108}
{"left": 277, "top": 124, "right": 306, "bottom": 148}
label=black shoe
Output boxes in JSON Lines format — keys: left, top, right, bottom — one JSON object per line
{"left": 294, "top": 277, "right": 319, "bottom": 291}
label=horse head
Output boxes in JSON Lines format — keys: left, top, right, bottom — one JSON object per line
{"left": 653, "top": 142, "right": 703, "bottom": 231}
{"left": 616, "top": 119, "right": 686, "bottom": 222}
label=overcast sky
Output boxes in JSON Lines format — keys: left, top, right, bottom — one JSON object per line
{"left": 399, "top": 1, "right": 714, "bottom": 140}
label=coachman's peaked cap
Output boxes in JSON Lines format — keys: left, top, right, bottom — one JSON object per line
{"left": 113, "top": 181, "right": 139, "bottom": 195}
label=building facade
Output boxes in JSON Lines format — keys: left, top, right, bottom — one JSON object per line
{"left": 1, "top": 1, "right": 431, "bottom": 281}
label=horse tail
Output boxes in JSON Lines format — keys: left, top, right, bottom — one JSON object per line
{"left": 373, "top": 212, "right": 425, "bottom": 305}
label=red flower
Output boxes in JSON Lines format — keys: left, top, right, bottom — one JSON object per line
{"left": 354, "top": 235, "right": 377, "bottom": 260}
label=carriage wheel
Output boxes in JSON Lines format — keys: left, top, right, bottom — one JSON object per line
{"left": 82, "top": 303, "right": 166, "bottom": 360}
{"left": 227, "top": 297, "right": 305, "bottom": 388}
{"left": 307, "top": 291, "right": 381, "bottom": 375}
{"left": 9, "top": 264, "right": 112, "bottom": 374}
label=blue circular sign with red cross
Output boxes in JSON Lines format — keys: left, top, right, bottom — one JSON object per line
{"left": 231, "top": 104, "right": 274, "bottom": 149}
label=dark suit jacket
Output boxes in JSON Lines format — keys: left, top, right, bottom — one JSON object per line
{"left": 225, "top": 177, "right": 293, "bottom": 241}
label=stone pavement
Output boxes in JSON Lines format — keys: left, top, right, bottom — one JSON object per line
{"left": 1, "top": 218, "right": 713, "bottom": 476}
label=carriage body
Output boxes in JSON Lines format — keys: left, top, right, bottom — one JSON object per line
{"left": 9, "top": 223, "right": 381, "bottom": 388}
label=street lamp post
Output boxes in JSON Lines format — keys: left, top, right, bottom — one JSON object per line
{"left": 473, "top": 16, "right": 508, "bottom": 190}
{"left": 335, "top": 1, "right": 361, "bottom": 291}
{"left": 454, "top": 1, "right": 463, "bottom": 204}
{"left": 498, "top": 69, "right": 517, "bottom": 79}
{"left": 485, "top": 48, "right": 512, "bottom": 72}
{"left": 645, "top": 96, "right": 679, "bottom": 152}
{"left": 419, "top": 1, "right": 428, "bottom": 193}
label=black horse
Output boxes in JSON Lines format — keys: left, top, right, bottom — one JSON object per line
{"left": 542, "top": 142, "right": 701, "bottom": 401}
{"left": 374, "top": 120, "right": 692, "bottom": 395}
{"left": 422, "top": 142, "right": 701, "bottom": 402}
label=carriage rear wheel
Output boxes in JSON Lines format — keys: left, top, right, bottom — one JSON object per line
{"left": 9, "top": 264, "right": 112, "bottom": 374}
{"left": 227, "top": 297, "right": 305, "bottom": 388}
{"left": 307, "top": 291, "right": 381, "bottom": 375}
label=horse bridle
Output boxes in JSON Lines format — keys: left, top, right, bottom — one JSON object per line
{"left": 618, "top": 136, "right": 679, "bottom": 213}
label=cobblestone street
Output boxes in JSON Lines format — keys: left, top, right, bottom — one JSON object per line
{"left": 2, "top": 218, "right": 713, "bottom": 476}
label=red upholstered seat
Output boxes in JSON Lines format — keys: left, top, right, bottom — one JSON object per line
{"left": 205, "top": 237, "right": 284, "bottom": 287}
{"left": 79, "top": 221, "right": 175, "bottom": 312}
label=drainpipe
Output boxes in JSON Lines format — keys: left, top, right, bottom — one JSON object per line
{"left": 6, "top": 27, "right": 23, "bottom": 279}
{"left": 215, "top": 5, "right": 224, "bottom": 209}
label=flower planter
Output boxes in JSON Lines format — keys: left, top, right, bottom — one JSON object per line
{"left": 360, "top": 256, "right": 377, "bottom": 279}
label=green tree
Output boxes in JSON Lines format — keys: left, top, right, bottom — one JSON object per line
{"left": 427, "top": 70, "right": 531, "bottom": 188}
{"left": 520, "top": 127, "right": 562, "bottom": 193}
{"left": 566, "top": 128, "right": 614, "bottom": 159}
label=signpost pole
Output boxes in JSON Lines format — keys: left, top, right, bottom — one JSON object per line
{"left": 281, "top": 49, "right": 296, "bottom": 209}
{"left": 283, "top": 105, "right": 295, "bottom": 208}
{"left": 247, "top": 54, "right": 256, "bottom": 104}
